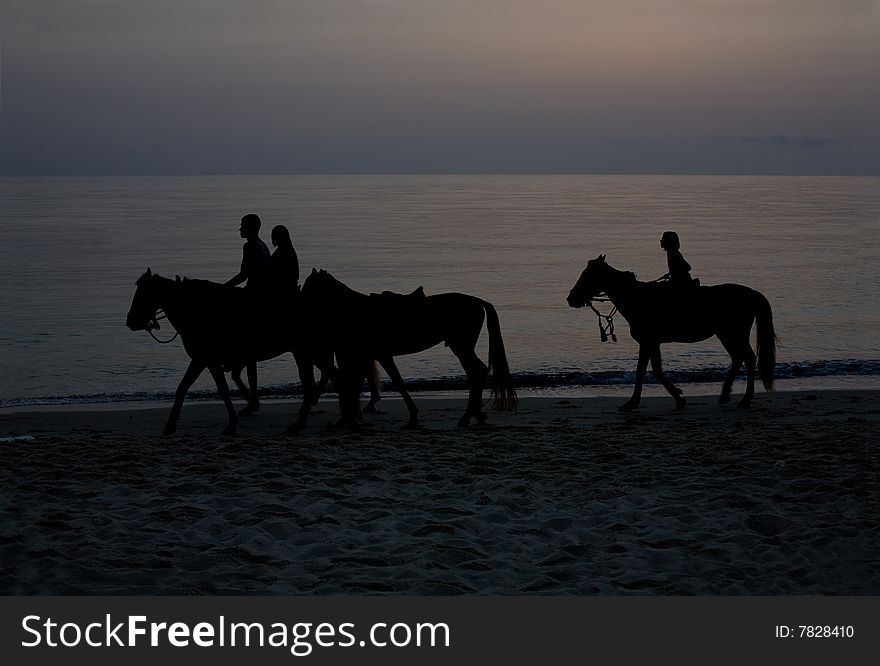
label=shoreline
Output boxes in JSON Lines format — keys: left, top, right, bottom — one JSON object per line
{"left": 2, "top": 375, "right": 877, "bottom": 415}
{"left": 1, "top": 388, "right": 877, "bottom": 432}
{"left": 1, "top": 389, "right": 877, "bottom": 594}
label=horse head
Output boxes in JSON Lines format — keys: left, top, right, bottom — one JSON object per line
{"left": 566, "top": 254, "right": 609, "bottom": 308}
{"left": 126, "top": 267, "right": 168, "bottom": 331}
{"left": 300, "top": 268, "right": 324, "bottom": 301}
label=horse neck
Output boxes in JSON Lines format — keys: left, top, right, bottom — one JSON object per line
{"left": 151, "top": 276, "right": 187, "bottom": 329}
{"left": 320, "top": 276, "right": 368, "bottom": 303}
{"left": 601, "top": 266, "right": 639, "bottom": 305}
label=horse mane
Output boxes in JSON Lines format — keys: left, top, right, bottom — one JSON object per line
{"left": 181, "top": 276, "right": 233, "bottom": 292}
{"left": 305, "top": 269, "right": 366, "bottom": 299}
{"left": 138, "top": 272, "right": 241, "bottom": 309}
{"left": 601, "top": 261, "right": 640, "bottom": 287}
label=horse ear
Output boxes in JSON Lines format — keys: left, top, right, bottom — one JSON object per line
{"left": 176, "top": 275, "right": 181, "bottom": 283}
{"left": 599, "top": 254, "right": 606, "bottom": 262}
{"left": 146, "top": 267, "right": 152, "bottom": 276}
{"left": 311, "top": 268, "right": 318, "bottom": 276}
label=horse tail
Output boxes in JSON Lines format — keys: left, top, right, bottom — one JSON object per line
{"left": 481, "top": 301, "right": 518, "bottom": 412}
{"left": 755, "top": 291, "right": 777, "bottom": 392}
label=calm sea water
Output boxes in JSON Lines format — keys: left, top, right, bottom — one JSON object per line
{"left": 1, "top": 175, "right": 878, "bottom": 407}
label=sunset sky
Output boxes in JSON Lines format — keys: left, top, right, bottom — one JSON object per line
{"left": 1, "top": 0, "right": 877, "bottom": 175}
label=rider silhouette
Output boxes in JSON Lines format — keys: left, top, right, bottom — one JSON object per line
{"left": 660, "top": 231, "right": 696, "bottom": 287}
{"left": 269, "top": 224, "right": 300, "bottom": 334}
{"left": 226, "top": 213, "right": 271, "bottom": 292}
{"left": 270, "top": 224, "right": 300, "bottom": 295}
{"left": 225, "top": 213, "right": 271, "bottom": 416}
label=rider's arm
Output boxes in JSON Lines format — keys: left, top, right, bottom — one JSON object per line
{"left": 226, "top": 248, "right": 249, "bottom": 286}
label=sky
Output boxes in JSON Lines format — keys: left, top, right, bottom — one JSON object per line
{"left": 0, "top": 0, "right": 878, "bottom": 175}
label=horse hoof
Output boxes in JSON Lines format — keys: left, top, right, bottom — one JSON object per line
{"left": 618, "top": 401, "right": 637, "bottom": 412}
{"left": 221, "top": 427, "right": 237, "bottom": 437}
{"left": 719, "top": 395, "right": 731, "bottom": 406}
{"left": 402, "top": 421, "right": 421, "bottom": 430}
{"left": 364, "top": 404, "right": 378, "bottom": 414}
{"left": 675, "top": 397, "right": 687, "bottom": 409}
{"left": 238, "top": 404, "right": 259, "bottom": 417}
{"left": 457, "top": 416, "right": 470, "bottom": 427}
{"left": 475, "top": 412, "right": 488, "bottom": 425}
{"left": 162, "top": 423, "right": 177, "bottom": 437}
{"left": 737, "top": 399, "right": 752, "bottom": 409}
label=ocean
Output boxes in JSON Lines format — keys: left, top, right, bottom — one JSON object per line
{"left": 1, "top": 175, "right": 878, "bottom": 407}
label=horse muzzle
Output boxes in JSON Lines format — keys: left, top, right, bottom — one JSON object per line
{"left": 126, "top": 313, "right": 148, "bottom": 331}
{"left": 566, "top": 291, "right": 585, "bottom": 308}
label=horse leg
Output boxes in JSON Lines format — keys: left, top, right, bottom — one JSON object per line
{"left": 738, "top": 345, "right": 757, "bottom": 408}
{"left": 231, "top": 364, "right": 249, "bottom": 400}
{"left": 311, "top": 348, "right": 338, "bottom": 406}
{"left": 238, "top": 361, "right": 260, "bottom": 416}
{"left": 287, "top": 353, "right": 317, "bottom": 433}
{"left": 164, "top": 359, "right": 204, "bottom": 436}
{"left": 332, "top": 360, "right": 364, "bottom": 429}
{"left": 364, "top": 360, "right": 382, "bottom": 414}
{"left": 718, "top": 336, "right": 743, "bottom": 406}
{"left": 719, "top": 356, "right": 742, "bottom": 406}
{"left": 650, "top": 346, "right": 686, "bottom": 409}
{"left": 378, "top": 357, "right": 419, "bottom": 428}
{"left": 453, "top": 346, "right": 489, "bottom": 427}
{"left": 209, "top": 365, "right": 238, "bottom": 436}
{"left": 314, "top": 366, "right": 332, "bottom": 406}
{"left": 230, "top": 365, "right": 255, "bottom": 416}
{"left": 619, "top": 345, "right": 650, "bottom": 412}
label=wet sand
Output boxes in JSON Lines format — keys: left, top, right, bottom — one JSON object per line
{"left": 1, "top": 390, "right": 877, "bottom": 594}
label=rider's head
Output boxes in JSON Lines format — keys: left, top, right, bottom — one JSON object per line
{"left": 660, "top": 231, "right": 680, "bottom": 251}
{"left": 239, "top": 213, "right": 262, "bottom": 239}
{"left": 271, "top": 224, "right": 292, "bottom": 249}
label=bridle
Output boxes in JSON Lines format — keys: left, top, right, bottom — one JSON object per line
{"left": 580, "top": 273, "right": 667, "bottom": 343}
{"left": 576, "top": 262, "right": 665, "bottom": 343}
{"left": 586, "top": 295, "right": 617, "bottom": 343}
{"left": 147, "top": 309, "right": 179, "bottom": 344}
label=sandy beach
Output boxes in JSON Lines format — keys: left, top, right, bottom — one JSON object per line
{"left": 1, "top": 390, "right": 877, "bottom": 595}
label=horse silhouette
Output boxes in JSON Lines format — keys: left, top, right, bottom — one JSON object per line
{"left": 126, "top": 269, "right": 321, "bottom": 435}
{"left": 300, "top": 269, "right": 518, "bottom": 427}
{"left": 567, "top": 255, "right": 777, "bottom": 411}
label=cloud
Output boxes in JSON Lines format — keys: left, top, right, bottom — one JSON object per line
{"left": 738, "top": 135, "right": 832, "bottom": 148}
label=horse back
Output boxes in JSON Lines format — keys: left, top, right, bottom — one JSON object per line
{"left": 362, "top": 291, "right": 486, "bottom": 354}
{"left": 625, "top": 282, "right": 768, "bottom": 343}
{"left": 174, "top": 279, "right": 296, "bottom": 364}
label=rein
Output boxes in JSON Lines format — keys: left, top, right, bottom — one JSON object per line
{"left": 147, "top": 310, "right": 179, "bottom": 344}
{"left": 587, "top": 296, "right": 617, "bottom": 343}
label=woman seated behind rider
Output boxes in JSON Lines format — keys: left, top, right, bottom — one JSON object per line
{"left": 270, "top": 225, "right": 300, "bottom": 326}
{"left": 270, "top": 224, "right": 300, "bottom": 295}
{"left": 660, "top": 231, "right": 695, "bottom": 287}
